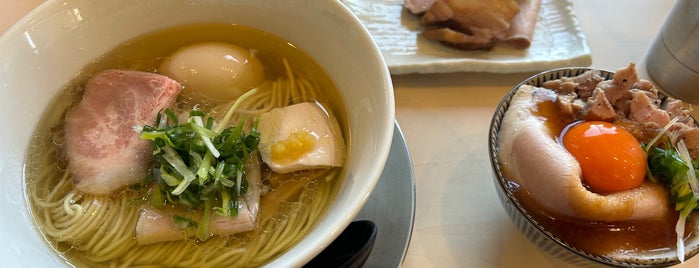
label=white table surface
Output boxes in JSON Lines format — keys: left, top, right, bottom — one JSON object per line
{"left": 2, "top": 0, "right": 694, "bottom": 267}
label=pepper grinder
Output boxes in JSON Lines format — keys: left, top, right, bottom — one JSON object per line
{"left": 646, "top": 0, "right": 699, "bottom": 103}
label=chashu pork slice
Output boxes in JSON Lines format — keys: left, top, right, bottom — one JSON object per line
{"left": 404, "top": 0, "right": 436, "bottom": 14}
{"left": 64, "top": 69, "right": 182, "bottom": 195}
{"left": 136, "top": 152, "right": 263, "bottom": 245}
{"left": 409, "top": 0, "right": 541, "bottom": 50}
{"left": 420, "top": 0, "right": 520, "bottom": 50}
{"left": 505, "top": 0, "right": 542, "bottom": 49}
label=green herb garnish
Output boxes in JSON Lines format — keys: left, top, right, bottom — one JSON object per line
{"left": 140, "top": 89, "right": 260, "bottom": 241}
{"left": 644, "top": 117, "right": 699, "bottom": 262}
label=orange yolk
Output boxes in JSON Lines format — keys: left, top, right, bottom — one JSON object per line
{"left": 561, "top": 121, "right": 646, "bottom": 193}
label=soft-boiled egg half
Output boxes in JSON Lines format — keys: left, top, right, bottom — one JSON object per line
{"left": 562, "top": 121, "right": 646, "bottom": 193}
{"left": 159, "top": 42, "right": 264, "bottom": 104}
{"left": 257, "top": 102, "right": 345, "bottom": 174}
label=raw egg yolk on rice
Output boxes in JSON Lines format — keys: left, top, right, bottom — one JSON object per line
{"left": 562, "top": 121, "right": 646, "bottom": 193}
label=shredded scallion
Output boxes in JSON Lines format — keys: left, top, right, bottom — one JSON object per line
{"left": 139, "top": 99, "right": 260, "bottom": 241}
{"left": 645, "top": 118, "right": 699, "bottom": 262}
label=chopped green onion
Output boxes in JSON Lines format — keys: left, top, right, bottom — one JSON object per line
{"left": 677, "top": 140, "right": 699, "bottom": 197}
{"left": 216, "top": 190, "right": 231, "bottom": 217}
{"left": 162, "top": 146, "right": 196, "bottom": 189}
{"left": 236, "top": 170, "right": 243, "bottom": 196}
{"left": 197, "top": 153, "right": 213, "bottom": 184}
{"left": 213, "top": 161, "right": 225, "bottom": 185}
{"left": 197, "top": 198, "right": 212, "bottom": 241}
{"left": 192, "top": 115, "right": 221, "bottom": 158}
{"left": 140, "top": 101, "right": 260, "bottom": 242}
{"left": 159, "top": 166, "right": 181, "bottom": 186}
{"left": 164, "top": 109, "right": 179, "bottom": 126}
{"left": 152, "top": 181, "right": 164, "bottom": 208}
{"left": 645, "top": 118, "right": 699, "bottom": 262}
{"left": 644, "top": 117, "right": 680, "bottom": 152}
{"left": 173, "top": 215, "right": 196, "bottom": 229}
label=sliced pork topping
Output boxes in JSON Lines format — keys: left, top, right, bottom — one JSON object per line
{"left": 505, "top": 0, "right": 542, "bottom": 49}
{"left": 405, "top": 0, "right": 542, "bottom": 50}
{"left": 136, "top": 152, "right": 261, "bottom": 245}
{"left": 64, "top": 70, "right": 182, "bottom": 195}
{"left": 420, "top": 0, "right": 520, "bottom": 50}
{"left": 630, "top": 90, "right": 671, "bottom": 128}
{"left": 664, "top": 98, "right": 694, "bottom": 126}
{"left": 540, "top": 64, "right": 694, "bottom": 140}
{"left": 422, "top": 28, "right": 496, "bottom": 51}
{"left": 542, "top": 69, "right": 605, "bottom": 99}
{"left": 584, "top": 88, "right": 616, "bottom": 121}
{"left": 136, "top": 205, "right": 256, "bottom": 245}
{"left": 404, "top": 0, "right": 435, "bottom": 14}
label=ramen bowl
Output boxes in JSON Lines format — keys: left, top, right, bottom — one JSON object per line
{"left": 489, "top": 67, "right": 699, "bottom": 267}
{"left": 0, "top": 0, "right": 394, "bottom": 267}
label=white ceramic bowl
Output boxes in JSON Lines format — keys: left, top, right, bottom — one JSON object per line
{"left": 0, "top": 0, "right": 394, "bottom": 267}
{"left": 489, "top": 68, "right": 699, "bottom": 267}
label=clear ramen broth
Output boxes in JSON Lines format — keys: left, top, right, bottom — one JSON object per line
{"left": 24, "top": 23, "right": 347, "bottom": 267}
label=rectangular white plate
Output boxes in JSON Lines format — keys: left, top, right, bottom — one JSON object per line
{"left": 341, "top": 0, "right": 593, "bottom": 75}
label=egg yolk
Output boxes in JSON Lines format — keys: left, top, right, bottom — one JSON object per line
{"left": 561, "top": 121, "right": 646, "bottom": 193}
{"left": 271, "top": 131, "right": 317, "bottom": 164}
